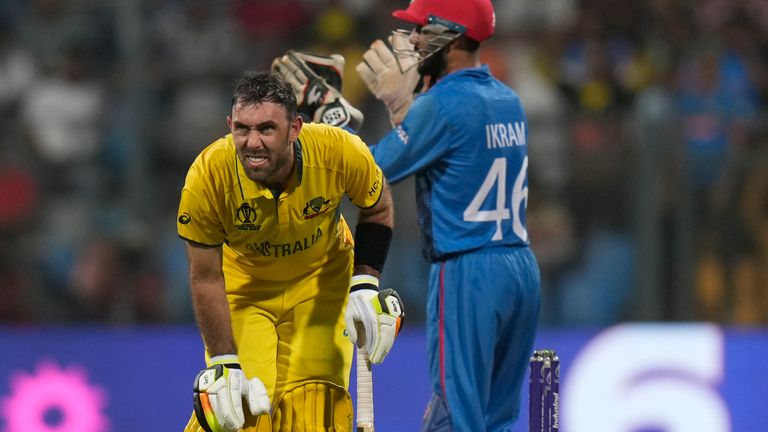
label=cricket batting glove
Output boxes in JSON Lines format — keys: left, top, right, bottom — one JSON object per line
{"left": 356, "top": 35, "right": 420, "bottom": 126}
{"left": 272, "top": 50, "right": 364, "bottom": 131}
{"left": 345, "top": 275, "right": 405, "bottom": 364}
{"left": 193, "top": 354, "right": 270, "bottom": 432}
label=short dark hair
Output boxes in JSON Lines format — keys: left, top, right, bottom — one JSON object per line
{"left": 231, "top": 71, "right": 298, "bottom": 120}
{"left": 455, "top": 34, "right": 480, "bottom": 52}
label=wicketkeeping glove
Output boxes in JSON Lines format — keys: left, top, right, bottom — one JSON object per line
{"left": 193, "top": 354, "right": 270, "bottom": 432}
{"left": 345, "top": 275, "right": 405, "bottom": 364}
{"left": 271, "top": 50, "right": 364, "bottom": 131}
{"left": 356, "top": 34, "right": 421, "bottom": 126}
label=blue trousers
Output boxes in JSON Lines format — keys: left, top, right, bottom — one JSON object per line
{"left": 422, "top": 247, "right": 540, "bottom": 432}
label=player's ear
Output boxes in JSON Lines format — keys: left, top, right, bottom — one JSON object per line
{"left": 227, "top": 115, "right": 233, "bottom": 130}
{"left": 447, "top": 36, "right": 463, "bottom": 53}
{"left": 289, "top": 115, "right": 303, "bottom": 141}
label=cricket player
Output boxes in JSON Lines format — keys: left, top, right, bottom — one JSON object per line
{"left": 357, "top": 0, "right": 542, "bottom": 430}
{"left": 178, "top": 71, "right": 404, "bottom": 432}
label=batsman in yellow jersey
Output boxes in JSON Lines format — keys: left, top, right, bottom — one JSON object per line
{"left": 178, "top": 70, "right": 404, "bottom": 432}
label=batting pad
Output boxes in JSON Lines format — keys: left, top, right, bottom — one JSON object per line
{"left": 272, "top": 380, "right": 354, "bottom": 431}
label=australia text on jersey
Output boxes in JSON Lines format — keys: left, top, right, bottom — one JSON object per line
{"left": 486, "top": 121, "right": 526, "bottom": 149}
{"left": 245, "top": 227, "right": 323, "bottom": 257}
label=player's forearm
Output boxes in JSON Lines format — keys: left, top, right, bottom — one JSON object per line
{"left": 190, "top": 278, "right": 237, "bottom": 356}
{"left": 353, "top": 264, "right": 381, "bottom": 279}
{"left": 354, "top": 182, "right": 394, "bottom": 278}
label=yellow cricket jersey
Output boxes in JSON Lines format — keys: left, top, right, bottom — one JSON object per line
{"left": 177, "top": 122, "right": 383, "bottom": 283}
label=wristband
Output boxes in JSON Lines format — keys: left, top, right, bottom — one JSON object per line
{"left": 209, "top": 354, "right": 239, "bottom": 367}
{"left": 353, "top": 223, "right": 393, "bottom": 273}
{"left": 350, "top": 274, "right": 380, "bottom": 293}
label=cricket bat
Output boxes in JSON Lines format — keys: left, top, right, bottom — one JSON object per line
{"left": 356, "top": 346, "right": 374, "bottom": 431}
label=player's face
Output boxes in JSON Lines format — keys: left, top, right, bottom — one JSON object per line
{"left": 408, "top": 26, "right": 428, "bottom": 57}
{"left": 228, "top": 101, "right": 302, "bottom": 189}
{"left": 417, "top": 45, "right": 447, "bottom": 78}
{"left": 409, "top": 26, "right": 450, "bottom": 78}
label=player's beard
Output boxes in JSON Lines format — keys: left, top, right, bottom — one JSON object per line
{"left": 238, "top": 133, "right": 294, "bottom": 188}
{"left": 418, "top": 46, "right": 448, "bottom": 84}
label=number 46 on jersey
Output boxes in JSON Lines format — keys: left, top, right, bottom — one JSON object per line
{"left": 463, "top": 156, "right": 529, "bottom": 242}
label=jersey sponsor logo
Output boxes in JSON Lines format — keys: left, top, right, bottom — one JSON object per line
{"left": 486, "top": 121, "right": 526, "bottom": 149}
{"left": 368, "top": 168, "right": 382, "bottom": 197}
{"left": 245, "top": 227, "right": 323, "bottom": 257}
{"left": 235, "top": 202, "right": 262, "bottom": 231}
{"left": 178, "top": 212, "right": 191, "bottom": 224}
{"left": 395, "top": 125, "right": 408, "bottom": 144}
{"left": 302, "top": 196, "right": 331, "bottom": 220}
{"left": 368, "top": 180, "right": 380, "bottom": 197}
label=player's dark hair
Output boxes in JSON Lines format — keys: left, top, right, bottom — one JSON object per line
{"left": 456, "top": 35, "right": 480, "bottom": 52}
{"left": 231, "top": 71, "right": 298, "bottom": 120}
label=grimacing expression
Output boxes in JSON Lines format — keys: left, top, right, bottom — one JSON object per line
{"left": 228, "top": 102, "right": 302, "bottom": 188}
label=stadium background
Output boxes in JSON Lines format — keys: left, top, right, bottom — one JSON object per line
{"left": 0, "top": 0, "right": 767, "bottom": 431}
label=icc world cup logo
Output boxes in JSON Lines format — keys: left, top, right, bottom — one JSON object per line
{"left": 235, "top": 203, "right": 262, "bottom": 231}
{"left": 236, "top": 203, "right": 257, "bottom": 224}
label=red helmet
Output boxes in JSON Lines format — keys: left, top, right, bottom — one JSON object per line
{"left": 392, "top": 0, "right": 496, "bottom": 42}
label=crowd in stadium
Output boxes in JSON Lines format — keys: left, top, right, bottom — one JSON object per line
{"left": 1, "top": 0, "right": 766, "bottom": 325}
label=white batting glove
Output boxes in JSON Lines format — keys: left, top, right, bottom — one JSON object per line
{"left": 345, "top": 275, "right": 405, "bottom": 364}
{"left": 272, "top": 50, "right": 364, "bottom": 131}
{"left": 193, "top": 354, "right": 270, "bottom": 432}
{"left": 356, "top": 35, "right": 421, "bottom": 126}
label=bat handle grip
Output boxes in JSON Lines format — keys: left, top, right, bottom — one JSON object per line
{"left": 356, "top": 346, "right": 374, "bottom": 431}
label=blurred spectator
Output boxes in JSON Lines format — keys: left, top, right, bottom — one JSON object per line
{"left": 67, "top": 236, "right": 126, "bottom": 321}
{"left": 494, "top": 0, "right": 577, "bottom": 33}
{"left": 147, "top": 0, "right": 248, "bottom": 193}
{"left": 0, "top": 165, "right": 38, "bottom": 234}
{"left": 21, "top": 40, "right": 106, "bottom": 199}
{"left": 0, "top": 17, "right": 36, "bottom": 131}
{"left": 231, "top": 0, "right": 310, "bottom": 47}
{"left": 0, "top": 138, "right": 41, "bottom": 323}
{"left": 14, "top": 0, "right": 114, "bottom": 74}
{"left": 149, "top": 0, "right": 246, "bottom": 81}
{"left": 554, "top": 4, "right": 637, "bottom": 114}
{"left": 734, "top": 128, "right": 768, "bottom": 324}
{"left": 674, "top": 38, "right": 757, "bottom": 321}
{"left": 17, "top": 38, "right": 111, "bottom": 319}
{"left": 305, "top": 6, "right": 369, "bottom": 107}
